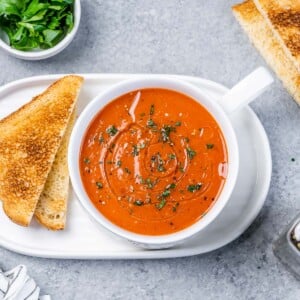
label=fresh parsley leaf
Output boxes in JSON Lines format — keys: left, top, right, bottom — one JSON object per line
{"left": 156, "top": 199, "right": 166, "bottom": 210}
{"left": 0, "top": 0, "right": 75, "bottom": 50}
{"left": 96, "top": 182, "right": 103, "bottom": 189}
{"left": 133, "top": 200, "right": 143, "bottom": 206}
{"left": 186, "top": 147, "right": 196, "bottom": 160}
{"left": 160, "top": 125, "right": 176, "bottom": 143}
{"left": 187, "top": 183, "right": 202, "bottom": 193}
{"left": 106, "top": 125, "right": 118, "bottom": 136}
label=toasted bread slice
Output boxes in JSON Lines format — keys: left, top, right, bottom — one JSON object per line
{"left": 253, "top": 0, "right": 300, "bottom": 72}
{"left": 233, "top": 0, "right": 300, "bottom": 105}
{"left": 0, "top": 75, "right": 83, "bottom": 226}
{"left": 34, "top": 108, "right": 76, "bottom": 230}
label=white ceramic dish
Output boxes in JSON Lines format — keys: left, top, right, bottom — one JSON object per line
{"left": 0, "top": 74, "right": 272, "bottom": 259}
{"left": 69, "top": 77, "right": 240, "bottom": 249}
{"left": 0, "top": 0, "right": 81, "bottom": 60}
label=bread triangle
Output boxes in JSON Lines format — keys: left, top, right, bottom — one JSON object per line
{"left": 253, "top": 0, "right": 300, "bottom": 72}
{"left": 34, "top": 108, "right": 76, "bottom": 230}
{"left": 232, "top": 0, "right": 300, "bottom": 105}
{"left": 0, "top": 75, "right": 83, "bottom": 226}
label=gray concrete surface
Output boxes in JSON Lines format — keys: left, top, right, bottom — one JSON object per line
{"left": 0, "top": 0, "right": 299, "bottom": 299}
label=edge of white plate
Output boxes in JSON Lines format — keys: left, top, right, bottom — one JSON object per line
{"left": 0, "top": 74, "right": 272, "bottom": 259}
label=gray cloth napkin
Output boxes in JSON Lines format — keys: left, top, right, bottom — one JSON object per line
{"left": 0, "top": 265, "right": 50, "bottom": 300}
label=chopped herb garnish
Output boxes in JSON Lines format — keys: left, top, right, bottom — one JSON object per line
{"left": 106, "top": 125, "right": 118, "bottom": 136}
{"left": 206, "top": 144, "right": 214, "bottom": 149}
{"left": 175, "top": 121, "right": 181, "bottom": 126}
{"left": 84, "top": 158, "right": 90, "bottom": 164}
{"left": 184, "top": 137, "right": 190, "bottom": 143}
{"left": 168, "top": 153, "right": 176, "bottom": 160}
{"left": 156, "top": 199, "right": 166, "bottom": 210}
{"left": 167, "top": 183, "right": 176, "bottom": 189}
{"left": 160, "top": 125, "right": 176, "bottom": 143}
{"left": 133, "top": 200, "right": 143, "bottom": 206}
{"left": 99, "top": 135, "right": 105, "bottom": 144}
{"left": 150, "top": 104, "right": 155, "bottom": 115}
{"left": 116, "top": 160, "right": 122, "bottom": 167}
{"left": 132, "top": 144, "right": 139, "bottom": 156}
{"left": 186, "top": 147, "right": 196, "bottom": 160}
{"left": 159, "top": 187, "right": 171, "bottom": 199}
{"left": 172, "top": 202, "right": 179, "bottom": 212}
{"left": 179, "top": 163, "right": 185, "bottom": 173}
{"left": 147, "top": 119, "right": 157, "bottom": 128}
{"left": 151, "top": 153, "right": 166, "bottom": 172}
{"left": 157, "top": 164, "right": 166, "bottom": 172}
{"left": 156, "top": 183, "right": 175, "bottom": 210}
{"left": 161, "top": 189, "right": 171, "bottom": 198}
{"left": 124, "top": 168, "right": 131, "bottom": 174}
{"left": 96, "top": 182, "right": 103, "bottom": 189}
{"left": 145, "top": 178, "right": 156, "bottom": 189}
{"left": 187, "top": 183, "right": 202, "bottom": 193}
{"left": 140, "top": 176, "right": 146, "bottom": 184}
{"left": 140, "top": 112, "right": 146, "bottom": 117}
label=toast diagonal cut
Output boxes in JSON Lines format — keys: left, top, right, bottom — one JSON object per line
{"left": 0, "top": 75, "right": 83, "bottom": 226}
{"left": 253, "top": 0, "right": 300, "bottom": 72}
{"left": 34, "top": 109, "right": 76, "bottom": 230}
{"left": 232, "top": 0, "right": 300, "bottom": 105}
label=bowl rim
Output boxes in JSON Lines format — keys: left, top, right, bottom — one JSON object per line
{"left": 0, "top": 0, "right": 81, "bottom": 60}
{"left": 68, "top": 76, "right": 239, "bottom": 247}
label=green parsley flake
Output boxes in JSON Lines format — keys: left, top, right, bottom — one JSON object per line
{"left": 160, "top": 125, "right": 176, "bottom": 143}
{"left": 167, "top": 183, "right": 176, "bottom": 189}
{"left": 186, "top": 147, "right": 196, "bottom": 160}
{"left": 168, "top": 153, "right": 176, "bottom": 160}
{"left": 147, "top": 119, "right": 157, "bottom": 128}
{"left": 99, "top": 135, "right": 105, "bottom": 144}
{"left": 106, "top": 125, "right": 118, "bottom": 136}
{"left": 96, "top": 182, "right": 103, "bottom": 189}
{"left": 133, "top": 200, "right": 143, "bottom": 206}
{"left": 187, "top": 183, "right": 202, "bottom": 193}
{"left": 124, "top": 168, "right": 131, "bottom": 174}
{"left": 156, "top": 199, "right": 166, "bottom": 210}
{"left": 172, "top": 202, "right": 179, "bottom": 212}
{"left": 84, "top": 158, "right": 90, "bottom": 164}
{"left": 132, "top": 144, "right": 139, "bottom": 156}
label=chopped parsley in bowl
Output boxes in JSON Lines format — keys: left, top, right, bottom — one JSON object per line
{"left": 0, "top": 0, "right": 81, "bottom": 59}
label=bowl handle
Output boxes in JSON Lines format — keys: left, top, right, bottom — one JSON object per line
{"left": 220, "top": 67, "right": 274, "bottom": 114}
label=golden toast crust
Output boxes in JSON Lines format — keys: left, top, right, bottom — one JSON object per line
{"left": 232, "top": 1, "right": 300, "bottom": 105}
{"left": 253, "top": 0, "right": 300, "bottom": 71}
{"left": 34, "top": 109, "right": 76, "bottom": 230}
{"left": 0, "top": 75, "right": 83, "bottom": 226}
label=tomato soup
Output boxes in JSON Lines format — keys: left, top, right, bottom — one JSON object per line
{"left": 80, "top": 89, "right": 228, "bottom": 235}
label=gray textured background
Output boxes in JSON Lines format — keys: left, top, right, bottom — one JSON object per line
{"left": 0, "top": 1, "right": 299, "bottom": 299}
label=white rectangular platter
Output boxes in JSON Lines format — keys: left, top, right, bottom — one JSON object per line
{"left": 0, "top": 74, "right": 271, "bottom": 259}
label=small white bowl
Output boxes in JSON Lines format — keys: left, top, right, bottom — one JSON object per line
{"left": 68, "top": 77, "right": 240, "bottom": 249}
{"left": 0, "top": 0, "right": 81, "bottom": 60}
